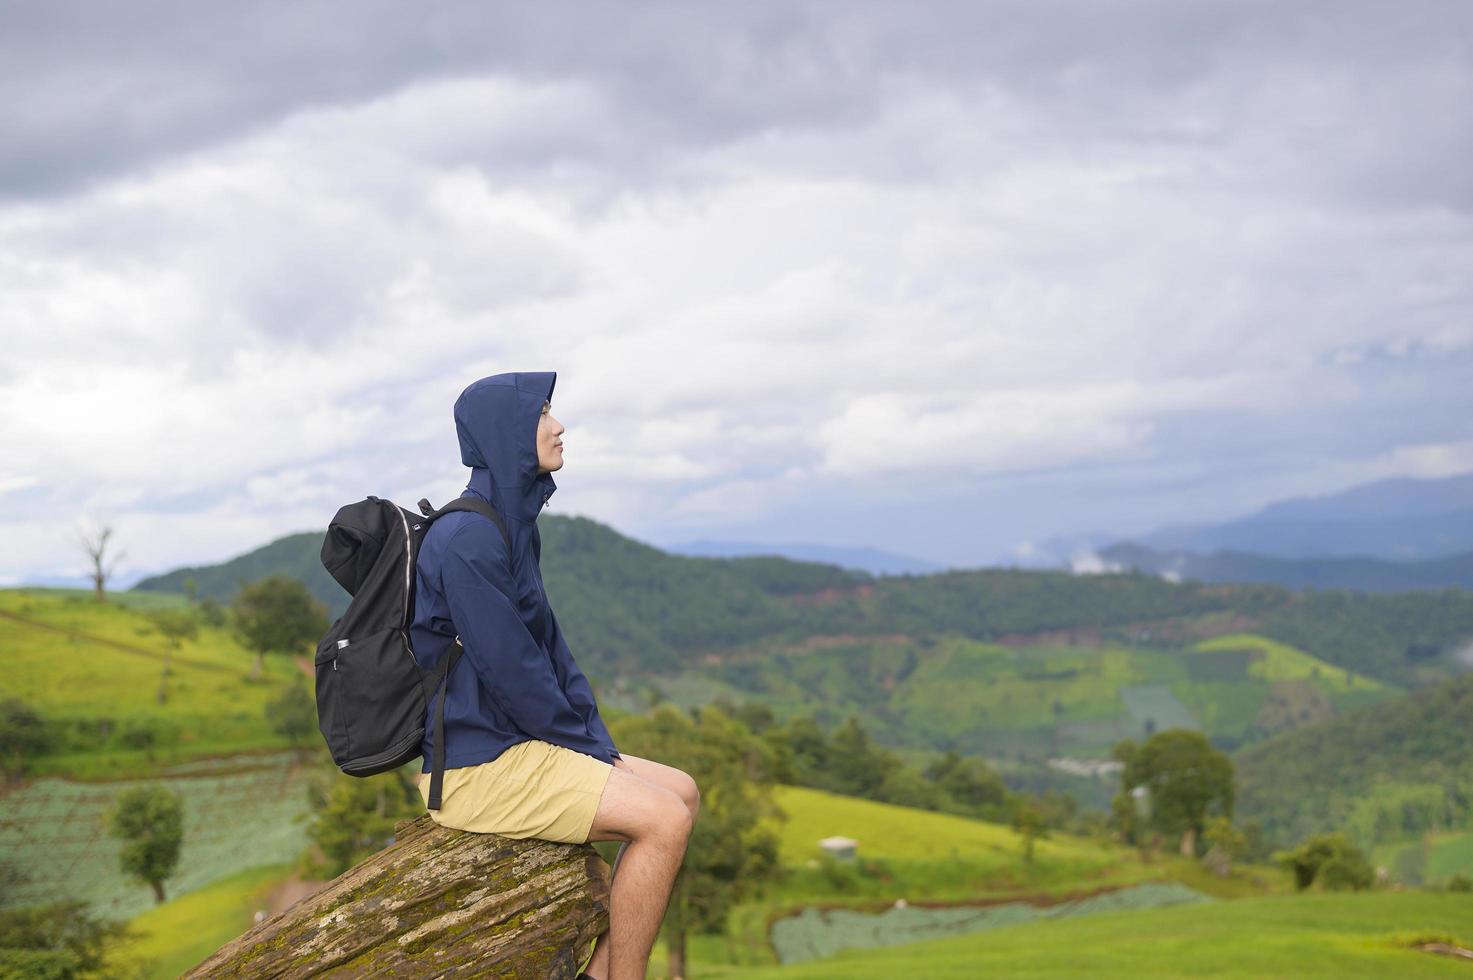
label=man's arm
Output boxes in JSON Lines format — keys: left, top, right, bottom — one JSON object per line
{"left": 440, "top": 521, "right": 617, "bottom": 765}
{"left": 547, "top": 606, "right": 621, "bottom": 760}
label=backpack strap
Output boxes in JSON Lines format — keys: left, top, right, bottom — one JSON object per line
{"left": 425, "top": 634, "right": 462, "bottom": 811}
{"left": 415, "top": 496, "right": 513, "bottom": 811}
{"left": 418, "top": 496, "right": 514, "bottom": 557}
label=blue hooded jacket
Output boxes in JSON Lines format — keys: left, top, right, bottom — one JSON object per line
{"left": 411, "top": 371, "right": 621, "bottom": 773}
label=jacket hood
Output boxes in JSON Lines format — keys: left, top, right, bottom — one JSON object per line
{"left": 454, "top": 371, "right": 558, "bottom": 524}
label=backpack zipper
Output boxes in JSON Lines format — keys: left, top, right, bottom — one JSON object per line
{"left": 397, "top": 505, "right": 431, "bottom": 670}
{"left": 397, "top": 506, "right": 413, "bottom": 628}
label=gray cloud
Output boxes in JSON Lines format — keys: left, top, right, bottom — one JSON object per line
{"left": 5, "top": 1, "right": 1471, "bottom": 209}
{"left": 2, "top": 0, "right": 1471, "bottom": 582}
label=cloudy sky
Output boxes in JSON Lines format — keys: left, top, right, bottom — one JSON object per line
{"left": 3, "top": 0, "right": 1471, "bottom": 585}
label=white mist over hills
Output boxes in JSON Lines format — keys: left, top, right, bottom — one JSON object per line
{"left": 673, "top": 471, "right": 1473, "bottom": 585}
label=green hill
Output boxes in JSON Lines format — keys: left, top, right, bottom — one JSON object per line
{"left": 651, "top": 630, "right": 1399, "bottom": 768}
{"left": 0, "top": 589, "right": 308, "bottom": 778}
{"left": 131, "top": 531, "right": 345, "bottom": 616}
{"left": 118, "top": 515, "right": 1473, "bottom": 789}
{"left": 131, "top": 515, "right": 1473, "bottom": 691}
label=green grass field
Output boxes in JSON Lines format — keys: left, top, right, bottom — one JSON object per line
{"left": 762, "top": 783, "right": 1122, "bottom": 893}
{"left": 1193, "top": 634, "right": 1389, "bottom": 695}
{"left": 700, "top": 891, "right": 1473, "bottom": 978}
{"left": 0, "top": 588, "right": 309, "bottom": 778}
{"left": 674, "top": 783, "right": 1291, "bottom": 971}
{"left": 101, "top": 863, "right": 297, "bottom": 979}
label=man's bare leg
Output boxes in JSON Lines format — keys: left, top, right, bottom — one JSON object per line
{"left": 580, "top": 761, "right": 696, "bottom": 980}
{"left": 583, "top": 756, "right": 700, "bottom": 979}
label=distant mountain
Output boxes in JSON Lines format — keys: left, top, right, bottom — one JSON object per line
{"left": 1098, "top": 543, "right": 1473, "bottom": 593}
{"left": 1134, "top": 472, "right": 1473, "bottom": 561}
{"left": 665, "top": 539, "right": 945, "bottom": 576}
{"left": 133, "top": 531, "right": 344, "bottom": 611}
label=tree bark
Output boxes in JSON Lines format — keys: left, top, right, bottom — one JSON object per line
{"left": 666, "top": 867, "right": 689, "bottom": 980}
{"left": 183, "top": 814, "right": 610, "bottom": 978}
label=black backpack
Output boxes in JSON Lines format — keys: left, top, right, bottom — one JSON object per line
{"left": 314, "top": 494, "right": 511, "bottom": 810}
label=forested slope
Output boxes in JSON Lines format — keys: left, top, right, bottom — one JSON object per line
{"left": 1234, "top": 672, "right": 1473, "bottom": 845}
{"left": 133, "top": 514, "right": 1473, "bottom": 684}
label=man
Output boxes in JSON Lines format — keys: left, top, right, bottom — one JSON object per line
{"left": 412, "top": 371, "right": 698, "bottom": 980}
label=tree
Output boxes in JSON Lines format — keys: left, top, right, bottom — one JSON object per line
{"left": 1111, "top": 789, "right": 1141, "bottom": 847}
{"left": 267, "top": 682, "right": 318, "bottom": 753}
{"left": 1116, "top": 729, "right": 1234, "bottom": 857}
{"left": 197, "top": 595, "right": 227, "bottom": 628}
{"left": 107, "top": 785, "right": 184, "bottom": 903}
{"left": 231, "top": 576, "right": 329, "bottom": 681}
{"left": 147, "top": 608, "right": 199, "bottom": 705}
{"left": 1201, "top": 815, "right": 1248, "bottom": 877}
{"left": 303, "top": 769, "right": 421, "bottom": 878}
{"left": 1012, "top": 799, "right": 1049, "bottom": 864}
{"left": 76, "top": 521, "right": 124, "bottom": 603}
{"left": 762, "top": 713, "right": 829, "bottom": 785}
{"left": 825, "top": 715, "right": 891, "bottom": 798}
{"left": 924, "top": 749, "right": 1008, "bottom": 814}
{"left": 0, "top": 699, "right": 50, "bottom": 785}
{"left": 610, "top": 703, "right": 784, "bottom": 980}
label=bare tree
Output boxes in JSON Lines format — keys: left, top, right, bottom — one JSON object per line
{"left": 77, "top": 521, "right": 125, "bottom": 602}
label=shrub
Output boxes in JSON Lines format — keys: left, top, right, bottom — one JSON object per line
{"left": 1274, "top": 832, "right": 1374, "bottom": 892}
{"left": 265, "top": 683, "right": 317, "bottom": 747}
{"left": 116, "top": 720, "right": 156, "bottom": 750}
{"left": 0, "top": 899, "right": 132, "bottom": 978}
{"left": 0, "top": 699, "right": 51, "bottom": 780}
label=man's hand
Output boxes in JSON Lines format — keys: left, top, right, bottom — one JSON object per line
{"left": 611, "top": 756, "right": 629, "bottom": 770}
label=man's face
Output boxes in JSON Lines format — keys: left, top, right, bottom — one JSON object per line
{"left": 536, "top": 400, "right": 565, "bottom": 474}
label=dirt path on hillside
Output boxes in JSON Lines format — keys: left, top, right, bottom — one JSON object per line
{"left": 257, "top": 872, "right": 332, "bottom": 918}
{"left": 0, "top": 608, "right": 240, "bottom": 674}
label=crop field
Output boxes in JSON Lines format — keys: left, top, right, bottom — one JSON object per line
{"left": 1373, "top": 830, "right": 1473, "bottom": 888}
{"left": 678, "top": 629, "right": 1405, "bottom": 765}
{"left": 0, "top": 752, "right": 316, "bottom": 923}
{"left": 769, "top": 881, "right": 1211, "bottom": 964}
{"left": 1192, "top": 634, "right": 1390, "bottom": 695}
{"left": 1117, "top": 683, "right": 1199, "bottom": 732}
{"left": 1425, "top": 831, "right": 1473, "bottom": 883}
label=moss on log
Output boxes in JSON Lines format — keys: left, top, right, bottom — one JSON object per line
{"left": 184, "top": 814, "right": 610, "bottom": 978}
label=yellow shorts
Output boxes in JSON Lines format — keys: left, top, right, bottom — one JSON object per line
{"left": 416, "top": 739, "right": 614, "bottom": 844}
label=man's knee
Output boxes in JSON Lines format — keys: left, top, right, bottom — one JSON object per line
{"left": 653, "top": 789, "right": 694, "bottom": 844}
{"left": 679, "top": 772, "right": 701, "bottom": 818}
{"left": 589, "top": 770, "right": 694, "bottom": 845}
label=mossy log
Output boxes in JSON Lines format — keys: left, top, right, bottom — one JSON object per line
{"left": 184, "top": 814, "right": 610, "bottom": 978}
